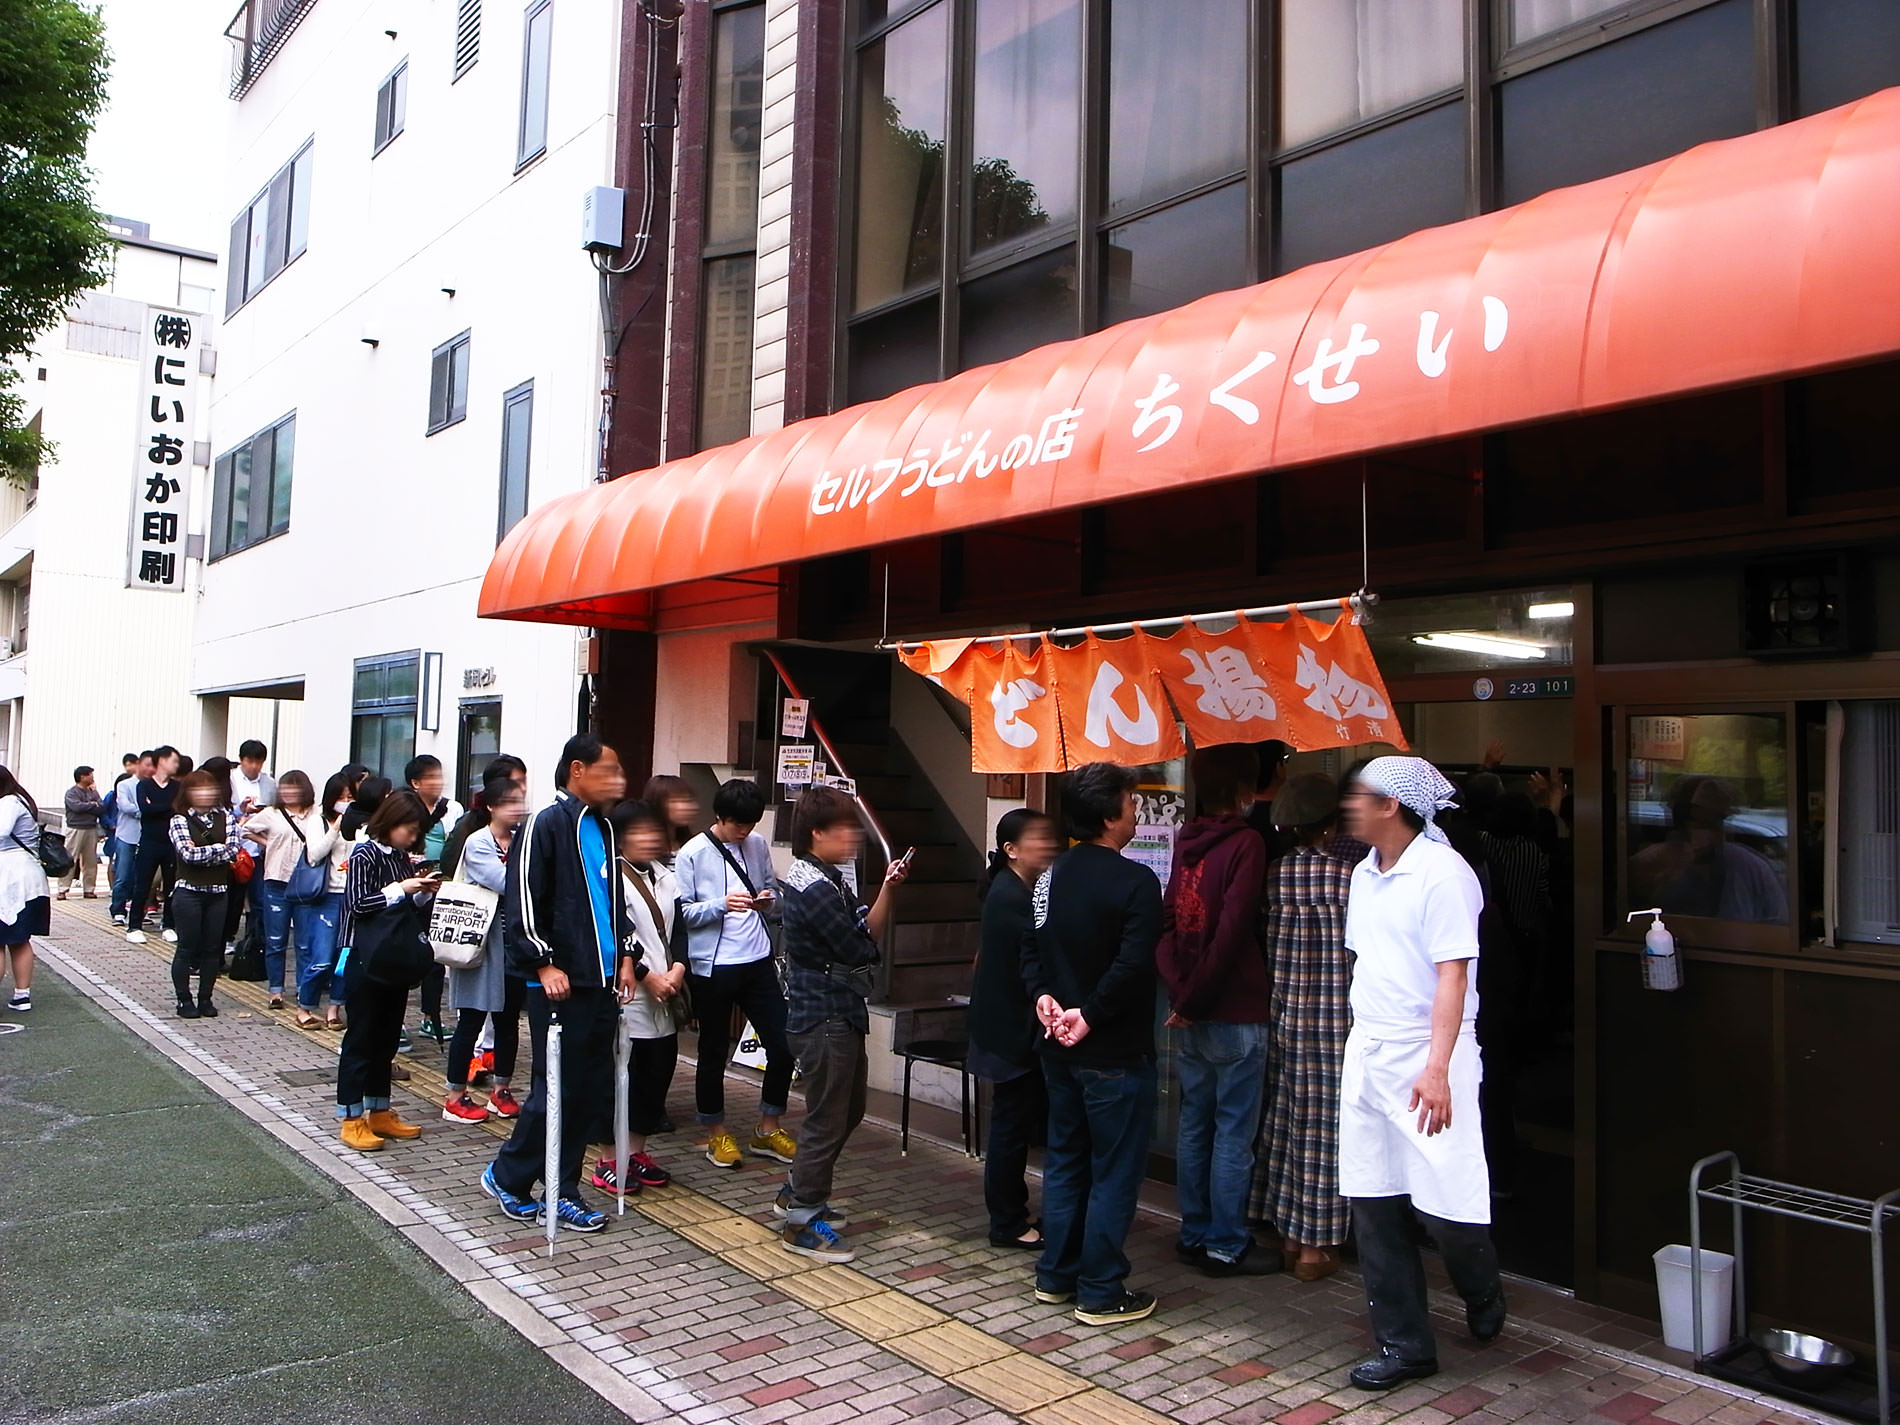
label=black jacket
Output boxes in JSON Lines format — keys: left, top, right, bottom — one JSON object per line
{"left": 969, "top": 870, "right": 1038, "bottom": 1073}
{"left": 503, "top": 790, "right": 629, "bottom": 986}
{"left": 1021, "top": 843, "right": 1164, "bottom": 1067}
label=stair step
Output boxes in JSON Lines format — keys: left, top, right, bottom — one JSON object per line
{"left": 892, "top": 918, "right": 981, "bottom": 964}
{"left": 878, "top": 808, "right": 941, "bottom": 844}
{"left": 882, "top": 962, "right": 976, "bottom": 1003}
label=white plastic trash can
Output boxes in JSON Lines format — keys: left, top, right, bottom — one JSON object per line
{"left": 1653, "top": 1245, "right": 1734, "bottom": 1353}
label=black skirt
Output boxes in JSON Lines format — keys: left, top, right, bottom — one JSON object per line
{"left": 0, "top": 895, "right": 51, "bottom": 944}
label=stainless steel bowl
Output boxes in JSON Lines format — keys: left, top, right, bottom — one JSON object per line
{"left": 1753, "top": 1329, "right": 1855, "bottom": 1390}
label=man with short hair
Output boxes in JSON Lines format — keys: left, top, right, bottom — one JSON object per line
{"left": 1023, "top": 761, "right": 1165, "bottom": 1328}
{"left": 1337, "top": 756, "right": 1506, "bottom": 1391}
{"left": 772, "top": 786, "right": 909, "bottom": 1262}
{"left": 1158, "top": 743, "right": 1280, "bottom": 1277}
{"left": 58, "top": 767, "right": 104, "bottom": 900}
{"left": 108, "top": 752, "right": 153, "bottom": 926}
{"left": 482, "top": 735, "right": 629, "bottom": 1234}
{"left": 676, "top": 778, "right": 798, "bottom": 1170}
{"left": 230, "top": 739, "right": 276, "bottom": 817}
{"left": 126, "top": 746, "right": 181, "bottom": 945}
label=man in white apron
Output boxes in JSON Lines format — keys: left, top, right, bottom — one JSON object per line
{"left": 1338, "top": 757, "right": 1506, "bottom": 1390}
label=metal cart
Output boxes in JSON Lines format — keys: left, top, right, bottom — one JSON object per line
{"left": 1690, "top": 1152, "right": 1900, "bottom": 1423}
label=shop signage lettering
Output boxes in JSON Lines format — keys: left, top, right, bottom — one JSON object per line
{"left": 127, "top": 307, "right": 198, "bottom": 592}
{"left": 463, "top": 667, "right": 496, "bottom": 689}
{"left": 809, "top": 409, "right": 1083, "bottom": 516}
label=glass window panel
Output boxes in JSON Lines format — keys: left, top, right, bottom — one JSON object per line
{"left": 1496, "top": 0, "right": 1752, "bottom": 207}
{"left": 269, "top": 417, "right": 294, "bottom": 533}
{"left": 288, "top": 145, "right": 312, "bottom": 258}
{"left": 854, "top": 6, "right": 948, "bottom": 310}
{"left": 958, "top": 245, "right": 1076, "bottom": 369}
{"left": 707, "top": 5, "right": 766, "bottom": 248}
{"left": 847, "top": 294, "right": 941, "bottom": 404}
{"left": 862, "top": 0, "right": 931, "bottom": 27}
{"left": 1512, "top": 0, "right": 1627, "bottom": 45}
{"left": 209, "top": 454, "right": 232, "bottom": 559}
{"left": 1106, "top": 0, "right": 1247, "bottom": 215}
{"left": 1103, "top": 182, "right": 1249, "bottom": 326}
{"left": 1627, "top": 712, "right": 1790, "bottom": 926}
{"left": 387, "top": 658, "right": 420, "bottom": 702}
{"left": 698, "top": 256, "right": 757, "bottom": 449}
{"left": 246, "top": 425, "right": 275, "bottom": 544}
{"left": 518, "top": 0, "right": 553, "bottom": 164}
{"left": 429, "top": 346, "right": 451, "bottom": 429}
{"left": 225, "top": 215, "right": 247, "bottom": 316}
{"left": 1795, "top": 0, "right": 1900, "bottom": 118}
{"left": 245, "top": 193, "right": 271, "bottom": 296}
{"left": 968, "top": 0, "right": 1080, "bottom": 259}
{"left": 1280, "top": 0, "right": 1463, "bottom": 150}
{"left": 264, "top": 165, "right": 293, "bottom": 281}
{"left": 229, "top": 443, "right": 253, "bottom": 548}
{"left": 1275, "top": 101, "right": 1464, "bottom": 272}
{"left": 353, "top": 663, "right": 384, "bottom": 704}
{"left": 1839, "top": 701, "right": 1900, "bottom": 945}
{"left": 449, "top": 339, "right": 470, "bottom": 422}
{"left": 499, "top": 385, "right": 533, "bottom": 538}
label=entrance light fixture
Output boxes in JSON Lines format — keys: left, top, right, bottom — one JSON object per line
{"left": 1527, "top": 601, "right": 1575, "bottom": 620}
{"left": 1412, "top": 631, "right": 1548, "bottom": 660}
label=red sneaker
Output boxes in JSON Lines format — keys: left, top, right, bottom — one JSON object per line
{"left": 485, "top": 1086, "right": 522, "bottom": 1118}
{"left": 441, "top": 1093, "right": 488, "bottom": 1124}
{"left": 590, "top": 1158, "right": 642, "bottom": 1195}
{"left": 630, "top": 1153, "right": 671, "bottom": 1188}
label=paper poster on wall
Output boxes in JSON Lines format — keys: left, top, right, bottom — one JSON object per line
{"left": 1123, "top": 823, "right": 1177, "bottom": 893}
{"left": 1630, "top": 716, "right": 1686, "bottom": 762}
{"left": 775, "top": 743, "right": 815, "bottom": 787}
{"left": 781, "top": 698, "right": 810, "bottom": 738}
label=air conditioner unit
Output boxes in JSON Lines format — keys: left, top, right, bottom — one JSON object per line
{"left": 0, "top": 638, "right": 16, "bottom": 659}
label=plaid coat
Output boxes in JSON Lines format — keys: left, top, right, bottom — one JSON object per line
{"left": 1250, "top": 845, "right": 1355, "bottom": 1244}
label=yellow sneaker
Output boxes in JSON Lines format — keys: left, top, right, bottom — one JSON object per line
{"left": 366, "top": 1109, "right": 423, "bottom": 1141}
{"left": 749, "top": 1127, "right": 798, "bottom": 1164}
{"left": 705, "top": 1129, "right": 742, "bottom": 1168}
{"left": 340, "top": 1117, "right": 385, "bottom": 1152}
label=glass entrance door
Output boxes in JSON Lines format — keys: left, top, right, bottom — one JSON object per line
{"left": 456, "top": 699, "right": 502, "bottom": 804}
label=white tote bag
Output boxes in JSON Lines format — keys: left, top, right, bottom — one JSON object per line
{"left": 427, "top": 880, "right": 500, "bottom": 968}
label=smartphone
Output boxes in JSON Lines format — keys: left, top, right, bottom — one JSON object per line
{"left": 414, "top": 860, "right": 439, "bottom": 876}
{"left": 896, "top": 846, "right": 916, "bottom": 869}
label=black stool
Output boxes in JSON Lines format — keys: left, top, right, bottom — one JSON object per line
{"left": 898, "top": 1038, "right": 980, "bottom": 1157}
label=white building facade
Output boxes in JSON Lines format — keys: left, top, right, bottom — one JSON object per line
{"left": 199, "top": 0, "right": 626, "bottom": 797}
{"left": 0, "top": 231, "right": 219, "bottom": 810}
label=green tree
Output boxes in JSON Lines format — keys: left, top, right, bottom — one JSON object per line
{"left": 0, "top": 0, "right": 112, "bottom": 485}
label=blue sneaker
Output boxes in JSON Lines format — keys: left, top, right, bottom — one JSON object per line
{"left": 772, "top": 1186, "right": 849, "bottom": 1228}
{"left": 480, "top": 1164, "right": 541, "bottom": 1223}
{"left": 781, "top": 1217, "right": 854, "bottom": 1263}
{"left": 551, "top": 1196, "right": 608, "bottom": 1233}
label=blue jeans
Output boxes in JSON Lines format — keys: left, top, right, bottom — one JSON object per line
{"left": 109, "top": 839, "right": 139, "bottom": 918}
{"left": 1174, "top": 1020, "right": 1268, "bottom": 1261}
{"left": 258, "top": 879, "right": 291, "bottom": 994}
{"left": 1038, "top": 1058, "right": 1156, "bottom": 1310}
{"left": 292, "top": 890, "right": 342, "bottom": 1010}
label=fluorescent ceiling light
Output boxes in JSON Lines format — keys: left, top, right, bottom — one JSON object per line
{"left": 1412, "top": 631, "right": 1549, "bottom": 660}
{"left": 1527, "top": 601, "right": 1575, "bottom": 620}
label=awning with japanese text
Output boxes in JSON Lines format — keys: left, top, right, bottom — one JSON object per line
{"left": 896, "top": 607, "right": 1406, "bottom": 773}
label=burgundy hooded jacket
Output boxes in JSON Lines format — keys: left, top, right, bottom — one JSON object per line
{"left": 1156, "top": 814, "right": 1270, "bottom": 1022}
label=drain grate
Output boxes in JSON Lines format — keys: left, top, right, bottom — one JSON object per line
{"left": 277, "top": 1067, "right": 336, "bottom": 1087}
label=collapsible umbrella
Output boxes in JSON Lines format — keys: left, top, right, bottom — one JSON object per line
{"left": 544, "top": 1013, "right": 562, "bottom": 1257}
{"left": 613, "top": 1004, "right": 634, "bottom": 1215}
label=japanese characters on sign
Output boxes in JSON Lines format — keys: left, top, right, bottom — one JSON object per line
{"left": 127, "top": 307, "right": 198, "bottom": 592}
{"left": 781, "top": 698, "right": 810, "bottom": 738}
{"left": 898, "top": 607, "right": 1406, "bottom": 774}
{"left": 775, "top": 743, "right": 816, "bottom": 789}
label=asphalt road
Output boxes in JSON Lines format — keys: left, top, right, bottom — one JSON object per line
{"left": 0, "top": 971, "right": 631, "bottom": 1425}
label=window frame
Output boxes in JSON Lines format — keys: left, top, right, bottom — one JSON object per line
{"left": 516, "top": 0, "right": 554, "bottom": 171}
{"left": 208, "top": 411, "right": 296, "bottom": 562}
{"left": 225, "top": 139, "right": 315, "bottom": 316}
{"left": 350, "top": 651, "right": 423, "bottom": 781}
{"left": 427, "top": 330, "right": 472, "bottom": 435}
{"left": 374, "top": 59, "right": 409, "bottom": 155}
{"left": 694, "top": 0, "right": 767, "bottom": 452}
{"left": 1492, "top": 0, "right": 1728, "bottom": 78}
{"left": 497, "top": 379, "right": 534, "bottom": 542}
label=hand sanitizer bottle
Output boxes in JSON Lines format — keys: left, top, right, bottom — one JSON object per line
{"left": 1628, "top": 907, "right": 1681, "bottom": 991}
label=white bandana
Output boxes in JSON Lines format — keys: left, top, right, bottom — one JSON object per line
{"left": 1355, "top": 756, "right": 1458, "bottom": 844}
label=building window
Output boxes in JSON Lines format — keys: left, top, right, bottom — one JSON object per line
{"left": 1838, "top": 701, "right": 1900, "bottom": 947}
{"left": 8, "top": 581, "right": 28, "bottom": 657}
{"left": 428, "top": 331, "right": 472, "bottom": 434}
{"left": 853, "top": 2, "right": 948, "bottom": 313}
{"left": 225, "top": 141, "right": 314, "bottom": 315}
{"left": 1107, "top": 0, "right": 1247, "bottom": 217}
{"left": 497, "top": 380, "right": 533, "bottom": 540}
{"left": 455, "top": 0, "right": 482, "bottom": 79}
{"left": 967, "top": 0, "right": 1081, "bottom": 261}
{"left": 697, "top": 2, "right": 766, "bottom": 450}
{"left": 352, "top": 653, "right": 421, "bottom": 780}
{"left": 374, "top": 61, "right": 408, "bottom": 153}
{"left": 1509, "top": 0, "right": 1630, "bottom": 46}
{"left": 210, "top": 413, "right": 295, "bottom": 560}
{"left": 1278, "top": 0, "right": 1464, "bottom": 150}
{"left": 517, "top": 0, "right": 553, "bottom": 168}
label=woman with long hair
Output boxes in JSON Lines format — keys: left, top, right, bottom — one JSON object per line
{"left": 246, "top": 770, "right": 345, "bottom": 1027}
{"left": 441, "top": 774, "right": 528, "bottom": 1125}
{"left": 642, "top": 774, "right": 700, "bottom": 865}
{"left": 0, "top": 765, "right": 50, "bottom": 1012}
{"left": 968, "top": 807, "right": 1060, "bottom": 1249}
{"left": 335, "top": 788, "right": 439, "bottom": 1151}
{"left": 167, "top": 769, "right": 243, "bottom": 1018}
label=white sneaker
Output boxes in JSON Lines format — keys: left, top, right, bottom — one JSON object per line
{"left": 125, "top": 930, "right": 147, "bottom": 944}
{"left": 161, "top": 928, "right": 178, "bottom": 944}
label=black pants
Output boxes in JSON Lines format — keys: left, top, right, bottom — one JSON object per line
{"left": 688, "top": 957, "right": 793, "bottom": 1124}
{"left": 1352, "top": 1195, "right": 1502, "bottom": 1362}
{"left": 127, "top": 837, "right": 176, "bottom": 934}
{"left": 445, "top": 977, "right": 527, "bottom": 1088}
{"left": 984, "top": 1070, "right": 1046, "bottom": 1242}
{"left": 493, "top": 986, "right": 618, "bottom": 1201}
{"left": 335, "top": 960, "right": 409, "bottom": 1114}
{"left": 170, "top": 887, "right": 226, "bottom": 1005}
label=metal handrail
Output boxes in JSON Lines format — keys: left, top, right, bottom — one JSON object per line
{"left": 756, "top": 648, "right": 894, "bottom": 867}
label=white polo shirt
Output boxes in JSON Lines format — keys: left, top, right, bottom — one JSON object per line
{"left": 1344, "top": 834, "right": 1483, "bottom": 1036}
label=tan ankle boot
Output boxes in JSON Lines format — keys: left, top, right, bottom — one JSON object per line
{"left": 340, "top": 1117, "right": 385, "bottom": 1152}
{"left": 366, "top": 1108, "right": 422, "bottom": 1140}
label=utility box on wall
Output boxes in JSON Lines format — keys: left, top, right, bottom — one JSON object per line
{"left": 1742, "top": 553, "right": 1864, "bottom": 658}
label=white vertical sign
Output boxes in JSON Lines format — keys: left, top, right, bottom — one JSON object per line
{"left": 126, "top": 305, "right": 198, "bottom": 591}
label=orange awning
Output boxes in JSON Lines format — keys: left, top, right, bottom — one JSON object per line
{"left": 481, "top": 90, "right": 1900, "bottom": 629}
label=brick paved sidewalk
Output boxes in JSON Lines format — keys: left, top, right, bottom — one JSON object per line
{"left": 26, "top": 902, "right": 1825, "bottom": 1425}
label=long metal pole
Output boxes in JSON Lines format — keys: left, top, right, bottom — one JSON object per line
{"left": 881, "top": 590, "right": 1376, "bottom": 652}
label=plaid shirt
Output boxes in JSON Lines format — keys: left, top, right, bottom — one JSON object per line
{"left": 780, "top": 855, "right": 878, "bottom": 1034}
